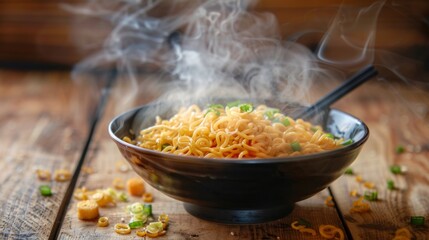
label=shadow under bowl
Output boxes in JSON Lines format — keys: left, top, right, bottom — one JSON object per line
{"left": 108, "top": 99, "right": 369, "bottom": 224}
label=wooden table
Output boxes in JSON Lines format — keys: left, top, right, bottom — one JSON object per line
{"left": 1, "top": 69, "right": 428, "bottom": 240}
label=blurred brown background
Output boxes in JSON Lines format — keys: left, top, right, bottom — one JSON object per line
{"left": 0, "top": 0, "right": 428, "bottom": 69}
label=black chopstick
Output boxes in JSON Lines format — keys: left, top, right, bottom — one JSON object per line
{"left": 296, "top": 65, "right": 378, "bottom": 120}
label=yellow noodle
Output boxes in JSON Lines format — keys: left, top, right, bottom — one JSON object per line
{"left": 135, "top": 104, "right": 343, "bottom": 159}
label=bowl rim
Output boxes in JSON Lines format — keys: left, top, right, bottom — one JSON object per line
{"left": 108, "top": 105, "right": 369, "bottom": 165}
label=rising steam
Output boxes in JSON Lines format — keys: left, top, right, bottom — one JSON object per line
{"left": 63, "top": 0, "right": 428, "bottom": 120}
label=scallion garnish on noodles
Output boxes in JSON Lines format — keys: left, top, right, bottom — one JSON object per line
{"left": 282, "top": 117, "right": 291, "bottom": 126}
{"left": 291, "top": 141, "right": 301, "bottom": 152}
{"left": 205, "top": 104, "right": 223, "bottom": 116}
{"left": 239, "top": 103, "right": 253, "bottom": 113}
{"left": 226, "top": 100, "right": 241, "bottom": 108}
{"left": 264, "top": 108, "right": 280, "bottom": 120}
{"left": 325, "top": 133, "right": 334, "bottom": 139}
{"left": 341, "top": 139, "right": 353, "bottom": 146}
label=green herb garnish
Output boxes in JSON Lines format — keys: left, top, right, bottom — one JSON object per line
{"left": 239, "top": 103, "right": 254, "bottom": 113}
{"left": 264, "top": 108, "right": 280, "bottom": 120}
{"left": 208, "top": 104, "right": 223, "bottom": 109}
{"left": 344, "top": 168, "right": 354, "bottom": 175}
{"left": 282, "top": 117, "right": 291, "bottom": 126}
{"left": 143, "top": 204, "right": 152, "bottom": 217}
{"left": 410, "top": 216, "right": 425, "bottom": 226}
{"left": 342, "top": 139, "right": 353, "bottom": 146}
{"left": 118, "top": 192, "right": 128, "bottom": 202}
{"left": 325, "top": 133, "right": 334, "bottom": 139}
{"left": 387, "top": 179, "right": 395, "bottom": 190}
{"left": 364, "top": 191, "right": 378, "bottom": 201}
{"left": 129, "top": 220, "right": 144, "bottom": 229}
{"left": 310, "top": 127, "right": 319, "bottom": 132}
{"left": 290, "top": 142, "right": 301, "bottom": 152}
{"left": 395, "top": 145, "right": 405, "bottom": 154}
{"left": 161, "top": 143, "right": 170, "bottom": 150}
{"left": 226, "top": 100, "right": 241, "bottom": 108}
{"left": 390, "top": 165, "right": 402, "bottom": 174}
{"left": 39, "top": 185, "right": 52, "bottom": 196}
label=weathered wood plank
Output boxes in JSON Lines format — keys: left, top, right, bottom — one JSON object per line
{"left": 330, "top": 82, "right": 429, "bottom": 240}
{"left": 0, "top": 71, "right": 96, "bottom": 239}
{"left": 58, "top": 77, "right": 347, "bottom": 239}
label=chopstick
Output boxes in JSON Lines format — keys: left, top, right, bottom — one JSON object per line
{"left": 296, "top": 65, "right": 378, "bottom": 120}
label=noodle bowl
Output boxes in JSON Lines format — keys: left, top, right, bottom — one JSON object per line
{"left": 109, "top": 99, "right": 369, "bottom": 223}
{"left": 125, "top": 103, "right": 345, "bottom": 158}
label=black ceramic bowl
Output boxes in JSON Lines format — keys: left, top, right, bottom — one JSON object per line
{"left": 108, "top": 99, "right": 369, "bottom": 224}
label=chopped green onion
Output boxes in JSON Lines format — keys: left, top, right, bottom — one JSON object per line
{"left": 146, "top": 221, "right": 164, "bottom": 234}
{"left": 364, "top": 191, "right": 378, "bottom": 201}
{"left": 325, "top": 133, "right": 334, "bottom": 139}
{"left": 310, "top": 127, "right": 319, "bottom": 132}
{"left": 161, "top": 143, "right": 170, "bottom": 150}
{"left": 128, "top": 203, "right": 144, "bottom": 215}
{"left": 297, "top": 218, "right": 312, "bottom": 227}
{"left": 132, "top": 214, "right": 148, "bottom": 222}
{"left": 342, "top": 139, "right": 353, "bottom": 146}
{"left": 387, "top": 179, "right": 395, "bottom": 190}
{"left": 205, "top": 108, "right": 220, "bottom": 116}
{"left": 226, "top": 100, "right": 241, "bottom": 108}
{"left": 264, "top": 108, "right": 280, "bottom": 120}
{"left": 143, "top": 204, "right": 152, "bottom": 217}
{"left": 290, "top": 142, "right": 301, "bottom": 152}
{"left": 390, "top": 165, "right": 402, "bottom": 174}
{"left": 282, "top": 117, "right": 291, "bottom": 126}
{"left": 208, "top": 104, "right": 223, "bottom": 109}
{"left": 410, "top": 216, "right": 425, "bottom": 226}
{"left": 395, "top": 145, "right": 405, "bottom": 154}
{"left": 129, "top": 221, "right": 144, "bottom": 229}
{"left": 239, "top": 103, "right": 253, "bottom": 113}
{"left": 118, "top": 192, "right": 128, "bottom": 202}
{"left": 344, "top": 168, "right": 354, "bottom": 175}
{"left": 206, "top": 104, "right": 224, "bottom": 116}
{"left": 39, "top": 185, "right": 52, "bottom": 196}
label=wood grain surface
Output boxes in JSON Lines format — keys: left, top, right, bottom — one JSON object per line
{"left": 1, "top": 71, "right": 428, "bottom": 239}
{"left": 331, "top": 82, "right": 429, "bottom": 240}
{"left": 0, "top": 70, "right": 96, "bottom": 239}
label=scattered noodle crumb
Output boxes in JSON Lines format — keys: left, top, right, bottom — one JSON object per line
{"left": 325, "top": 196, "right": 335, "bottom": 207}
{"left": 350, "top": 197, "right": 371, "bottom": 213}
{"left": 393, "top": 227, "right": 412, "bottom": 240}
{"left": 319, "top": 225, "right": 344, "bottom": 240}
{"left": 291, "top": 221, "right": 306, "bottom": 230}
{"left": 299, "top": 227, "right": 317, "bottom": 236}
{"left": 113, "top": 178, "right": 125, "bottom": 190}
{"left": 82, "top": 166, "right": 94, "bottom": 174}
{"left": 349, "top": 189, "right": 359, "bottom": 197}
{"left": 115, "top": 161, "right": 129, "bottom": 172}
{"left": 363, "top": 181, "right": 375, "bottom": 189}
{"left": 54, "top": 169, "right": 72, "bottom": 182}
{"left": 77, "top": 200, "right": 99, "bottom": 220}
{"left": 143, "top": 192, "right": 154, "bottom": 202}
{"left": 114, "top": 223, "right": 131, "bottom": 235}
{"left": 36, "top": 169, "right": 51, "bottom": 181}
{"left": 355, "top": 175, "right": 364, "bottom": 183}
{"left": 97, "top": 217, "right": 109, "bottom": 227}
